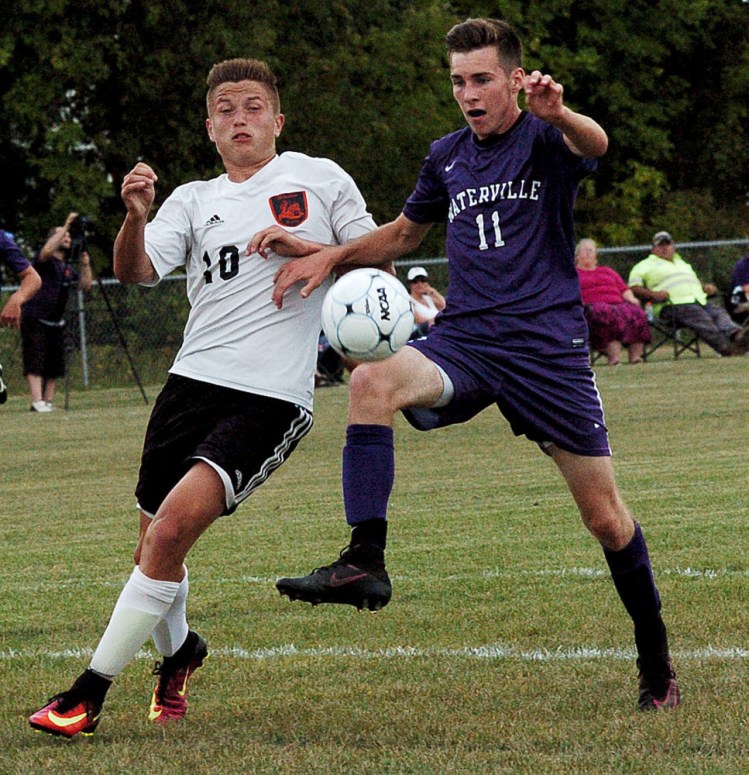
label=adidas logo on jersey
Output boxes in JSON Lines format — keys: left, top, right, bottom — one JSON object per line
{"left": 204, "top": 214, "right": 224, "bottom": 227}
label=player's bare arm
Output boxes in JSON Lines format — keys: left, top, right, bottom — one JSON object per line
{"left": 0, "top": 265, "right": 41, "bottom": 328}
{"left": 114, "top": 163, "right": 159, "bottom": 285}
{"left": 523, "top": 70, "right": 608, "bottom": 158}
{"left": 246, "top": 225, "right": 324, "bottom": 259}
{"left": 271, "top": 214, "right": 431, "bottom": 309}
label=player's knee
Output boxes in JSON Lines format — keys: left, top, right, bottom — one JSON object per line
{"left": 582, "top": 503, "right": 633, "bottom": 550}
{"left": 349, "top": 363, "right": 396, "bottom": 409}
{"left": 143, "top": 515, "right": 190, "bottom": 556}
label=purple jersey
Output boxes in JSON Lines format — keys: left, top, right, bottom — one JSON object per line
{"left": 403, "top": 112, "right": 596, "bottom": 358}
{"left": 0, "top": 231, "right": 31, "bottom": 276}
{"left": 732, "top": 256, "right": 749, "bottom": 288}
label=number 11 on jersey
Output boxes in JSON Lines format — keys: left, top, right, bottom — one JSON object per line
{"left": 475, "top": 211, "right": 505, "bottom": 251}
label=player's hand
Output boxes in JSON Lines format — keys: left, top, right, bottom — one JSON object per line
{"left": 246, "top": 226, "right": 322, "bottom": 259}
{"left": 653, "top": 290, "right": 670, "bottom": 302}
{"left": 121, "top": 163, "right": 157, "bottom": 218}
{"left": 64, "top": 212, "right": 79, "bottom": 229}
{"left": 0, "top": 296, "right": 22, "bottom": 328}
{"left": 272, "top": 248, "right": 341, "bottom": 309}
{"left": 523, "top": 70, "right": 565, "bottom": 122}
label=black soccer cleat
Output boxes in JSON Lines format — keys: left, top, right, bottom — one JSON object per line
{"left": 637, "top": 657, "right": 681, "bottom": 711}
{"left": 276, "top": 543, "right": 392, "bottom": 612}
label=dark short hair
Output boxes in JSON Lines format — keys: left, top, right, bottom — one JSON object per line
{"left": 446, "top": 18, "right": 523, "bottom": 73}
{"left": 206, "top": 58, "right": 280, "bottom": 113}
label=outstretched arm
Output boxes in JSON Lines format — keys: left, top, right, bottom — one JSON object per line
{"left": 39, "top": 212, "right": 78, "bottom": 261}
{"left": 246, "top": 225, "right": 325, "bottom": 260}
{"left": 113, "top": 163, "right": 159, "bottom": 284}
{"left": 524, "top": 70, "right": 608, "bottom": 158}
{"left": 254, "top": 213, "right": 431, "bottom": 309}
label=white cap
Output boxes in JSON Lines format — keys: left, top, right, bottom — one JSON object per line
{"left": 652, "top": 231, "right": 673, "bottom": 246}
{"left": 407, "top": 266, "right": 428, "bottom": 281}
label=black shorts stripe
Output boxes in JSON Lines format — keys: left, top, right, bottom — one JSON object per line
{"left": 235, "top": 407, "right": 313, "bottom": 503}
{"left": 135, "top": 374, "right": 314, "bottom": 516}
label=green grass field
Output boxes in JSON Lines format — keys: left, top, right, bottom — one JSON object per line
{"left": 1, "top": 356, "right": 747, "bottom": 774}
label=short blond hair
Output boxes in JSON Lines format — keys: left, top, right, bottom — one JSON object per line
{"left": 206, "top": 58, "right": 280, "bottom": 114}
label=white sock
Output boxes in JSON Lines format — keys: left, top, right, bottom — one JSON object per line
{"left": 151, "top": 566, "right": 190, "bottom": 657}
{"left": 89, "top": 566, "right": 180, "bottom": 678}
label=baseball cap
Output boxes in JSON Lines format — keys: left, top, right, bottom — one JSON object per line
{"left": 407, "top": 266, "right": 428, "bottom": 281}
{"left": 652, "top": 231, "right": 673, "bottom": 246}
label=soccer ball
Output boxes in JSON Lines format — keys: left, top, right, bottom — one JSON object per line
{"left": 321, "top": 268, "right": 414, "bottom": 361}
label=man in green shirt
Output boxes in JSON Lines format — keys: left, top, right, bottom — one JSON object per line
{"left": 628, "top": 231, "right": 748, "bottom": 356}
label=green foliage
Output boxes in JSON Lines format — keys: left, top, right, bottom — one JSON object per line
{"left": 1, "top": 0, "right": 748, "bottom": 255}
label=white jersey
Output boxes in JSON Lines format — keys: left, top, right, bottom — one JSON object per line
{"left": 144, "top": 151, "right": 376, "bottom": 410}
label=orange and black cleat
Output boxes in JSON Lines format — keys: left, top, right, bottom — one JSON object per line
{"left": 149, "top": 630, "right": 208, "bottom": 724}
{"left": 29, "top": 691, "right": 102, "bottom": 739}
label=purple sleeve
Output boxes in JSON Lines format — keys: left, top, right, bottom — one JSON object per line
{"left": 0, "top": 231, "right": 31, "bottom": 275}
{"left": 402, "top": 147, "right": 450, "bottom": 225}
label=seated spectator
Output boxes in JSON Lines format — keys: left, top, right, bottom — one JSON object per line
{"left": 406, "top": 266, "right": 445, "bottom": 338}
{"left": 728, "top": 250, "right": 749, "bottom": 325}
{"left": 576, "top": 238, "right": 650, "bottom": 365}
{"left": 628, "top": 231, "right": 748, "bottom": 357}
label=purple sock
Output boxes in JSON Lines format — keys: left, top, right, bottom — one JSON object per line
{"left": 342, "top": 424, "right": 394, "bottom": 527}
{"left": 603, "top": 521, "right": 668, "bottom": 660}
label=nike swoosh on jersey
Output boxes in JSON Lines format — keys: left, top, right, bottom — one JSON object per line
{"left": 444, "top": 161, "right": 457, "bottom": 172}
{"left": 47, "top": 710, "right": 90, "bottom": 728}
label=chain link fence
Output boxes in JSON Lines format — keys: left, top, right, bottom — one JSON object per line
{"left": 1, "top": 239, "right": 747, "bottom": 397}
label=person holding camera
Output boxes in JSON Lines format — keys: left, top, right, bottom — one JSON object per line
{"left": 21, "top": 212, "right": 93, "bottom": 412}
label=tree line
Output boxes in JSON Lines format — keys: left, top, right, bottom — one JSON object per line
{"left": 1, "top": 0, "right": 747, "bottom": 267}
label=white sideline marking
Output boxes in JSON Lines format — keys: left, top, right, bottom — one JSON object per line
{"left": 6, "top": 566, "right": 747, "bottom": 592}
{"left": 2, "top": 645, "right": 747, "bottom": 663}
{"left": 481, "top": 567, "right": 749, "bottom": 580}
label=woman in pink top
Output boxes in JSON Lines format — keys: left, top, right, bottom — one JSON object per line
{"left": 576, "top": 239, "right": 651, "bottom": 365}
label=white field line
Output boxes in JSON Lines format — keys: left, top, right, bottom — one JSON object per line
{"left": 1, "top": 644, "right": 747, "bottom": 663}
{"left": 4, "top": 566, "right": 748, "bottom": 593}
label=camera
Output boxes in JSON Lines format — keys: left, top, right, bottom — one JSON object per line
{"left": 69, "top": 215, "right": 91, "bottom": 240}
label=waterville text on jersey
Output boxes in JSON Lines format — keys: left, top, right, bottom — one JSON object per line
{"left": 448, "top": 179, "right": 541, "bottom": 222}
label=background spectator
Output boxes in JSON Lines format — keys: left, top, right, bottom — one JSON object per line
{"left": 628, "top": 231, "right": 748, "bottom": 357}
{"left": 575, "top": 238, "right": 650, "bottom": 365}
{"left": 728, "top": 250, "right": 749, "bottom": 325}
{"left": 407, "top": 266, "right": 445, "bottom": 338}
{"left": 1, "top": 230, "right": 41, "bottom": 404}
{"left": 21, "top": 212, "right": 93, "bottom": 412}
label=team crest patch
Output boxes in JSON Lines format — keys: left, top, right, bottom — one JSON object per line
{"left": 269, "top": 192, "right": 308, "bottom": 227}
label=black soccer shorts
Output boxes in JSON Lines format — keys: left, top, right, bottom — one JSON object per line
{"left": 135, "top": 374, "right": 313, "bottom": 516}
